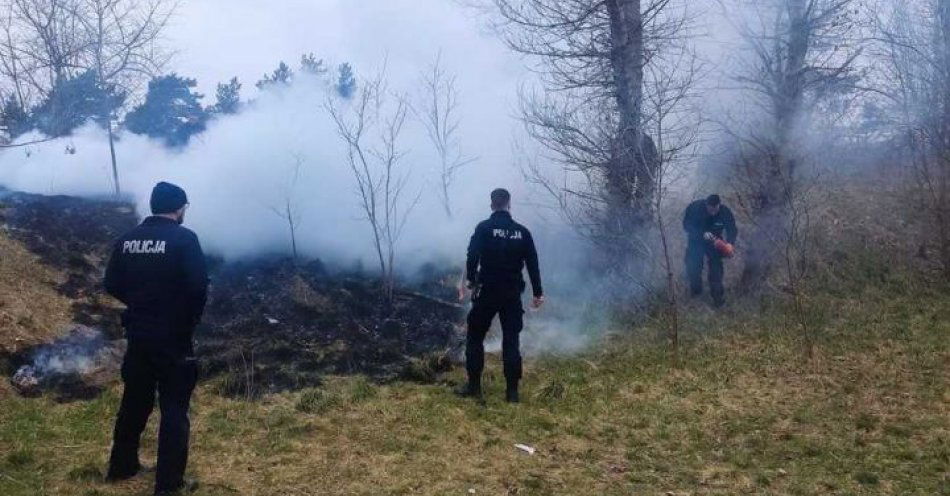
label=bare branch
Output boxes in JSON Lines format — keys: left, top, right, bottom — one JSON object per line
{"left": 327, "top": 69, "right": 421, "bottom": 303}
{"left": 416, "top": 52, "right": 477, "bottom": 218}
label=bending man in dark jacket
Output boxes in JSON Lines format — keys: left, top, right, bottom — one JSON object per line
{"left": 104, "top": 182, "right": 208, "bottom": 496}
{"left": 457, "top": 188, "right": 544, "bottom": 403}
{"left": 682, "top": 194, "right": 738, "bottom": 307}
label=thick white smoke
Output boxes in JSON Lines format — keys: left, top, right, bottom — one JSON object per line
{"left": 0, "top": 0, "right": 548, "bottom": 270}
{"left": 0, "top": 0, "right": 607, "bottom": 355}
{"left": 3, "top": 0, "right": 746, "bottom": 355}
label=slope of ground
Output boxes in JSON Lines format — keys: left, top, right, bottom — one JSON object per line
{"left": 0, "top": 234, "right": 74, "bottom": 399}
{"left": 0, "top": 184, "right": 946, "bottom": 494}
{"left": 0, "top": 276, "right": 946, "bottom": 495}
{"left": 0, "top": 190, "right": 463, "bottom": 398}
{"left": 0, "top": 190, "right": 136, "bottom": 339}
{"left": 0, "top": 234, "right": 72, "bottom": 356}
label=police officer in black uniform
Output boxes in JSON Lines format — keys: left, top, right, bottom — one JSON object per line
{"left": 457, "top": 188, "right": 544, "bottom": 403}
{"left": 104, "top": 182, "right": 208, "bottom": 495}
{"left": 682, "top": 194, "right": 738, "bottom": 307}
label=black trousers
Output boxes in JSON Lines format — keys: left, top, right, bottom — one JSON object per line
{"left": 108, "top": 340, "right": 197, "bottom": 494}
{"left": 466, "top": 290, "right": 524, "bottom": 387}
{"left": 685, "top": 240, "right": 725, "bottom": 304}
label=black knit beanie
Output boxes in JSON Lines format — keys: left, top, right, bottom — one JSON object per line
{"left": 150, "top": 182, "right": 188, "bottom": 214}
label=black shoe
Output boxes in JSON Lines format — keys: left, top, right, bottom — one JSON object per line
{"left": 105, "top": 462, "right": 142, "bottom": 483}
{"left": 155, "top": 477, "right": 199, "bottom": 495}
{"left": 454, "top": 382, "right": 482, "bottom": 400}
{"left": 505, "top": 388, "right": 520, "bottom": 403}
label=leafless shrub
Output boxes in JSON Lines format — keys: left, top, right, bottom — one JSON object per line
{"left": 872, "top": 0, "right": 950, "bottom": 278}
{"left": 328, "top": 71, "right": 421, "bottom": 304}
{"left": 269, "top": 153, "right": 306, "bottom": 264}
{"left": 417, "top": 53, "right": 476, "bottom": 219}
{"left": 641, "top": 47, "right": 702, "bottom": 362}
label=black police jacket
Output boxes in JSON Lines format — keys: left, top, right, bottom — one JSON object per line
{"left": 104, "top": 216, "right": 209, "bottom": 346}
{"left": 682, "top": 199, "right": 738, "bottom": 244}
{"left": 466, "top": 210, "right": 543, "bottom": 298}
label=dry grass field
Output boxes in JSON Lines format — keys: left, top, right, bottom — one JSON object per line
{"left": 1, "top": 276, "right": 947, "bottom": 495}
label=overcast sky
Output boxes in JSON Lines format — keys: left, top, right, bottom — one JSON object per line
{"left": 165, "top": 0, "right": 524, "bottom": 103}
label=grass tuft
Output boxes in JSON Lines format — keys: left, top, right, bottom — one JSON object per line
{"left": 294, "top": 387, "right": 340, "bottom": 414}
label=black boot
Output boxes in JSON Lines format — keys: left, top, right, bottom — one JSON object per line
{"left": 105, "top": 461, "right": 142, "bottom": 482}
{"left": 712, "top": 295, "right": 725, "bottom": 308}
{"left": 505, "top": 383, "right": 520, "bottom": 403}
{"left": 454, "top": 380, "right": 482, "bottom": 400}
{"left": 155, "top": 477, "right": 199, "bottom": 495}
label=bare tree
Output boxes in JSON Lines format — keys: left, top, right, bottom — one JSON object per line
{"left": 1, "top": 0, "right": 87, "bottom": 92}
{"left": 0, "top": 8, "right": 32, "bottom": 112}
{"left": 328, "top": 73, "right": 421, "bottom": 304}
{"left": 711, "top": 0, "right": 862, "bottom": 356}
{"left": 417, "top": 53, "right": 475, "bottom": 219}
{"left": 641, "top": 47, "right": 701, "bottom": 363}
{"left": 490, "top": 0, "right": 687, "bottom": 287}
{"left": 77, "top": 0, "right": 175, "bottom": 195}
{"left": 0, "top": 0, "right": 176, "bottom": 194}
{"left": 722, "top": 0, "right": 863, "bottom": 287}
{"left": 874, "top": 0, "right": 950, "bottom": 278}
{"left": 270, "top": 153, "right": 306, "bottom": 264}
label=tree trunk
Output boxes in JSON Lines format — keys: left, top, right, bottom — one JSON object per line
{"left": 657, "top": 210, "right": 679, "bottom": 364}
{"left": 107, "top": 120, "right": 121, "bottom": 196}
{"left": 603, "top": 0, "right": 657, "bottom": 269}
{"left": 741, "top": 0, "right": 809, "bottom": 287}
{"left": 287, "top": 203, "right": 298, "bottom": 264}
{"left": 739, "top": 157, "right": 785, "bottom": 290}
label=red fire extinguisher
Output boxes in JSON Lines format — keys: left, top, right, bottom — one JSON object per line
{"left": 714, "top": 238, "right": 735, "bottom": 258}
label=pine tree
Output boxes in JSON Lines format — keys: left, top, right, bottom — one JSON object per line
{"left": 256, "top": 62, "right": 294, "bottom": 89}
{"left": 0, "top": 95, "right": 32, "bottom": 139}
{"left": 212, "top": 77, "right": 242, "bottom": 114}
{"left": 125, "top": 74, "right": 208, "bottom": 147}
{"left": 31, "top": 71, "right": 125, "bottom": 138}
{"left": 300, "top": 53, "right": 327, "bottom": 76}
{"left": 336, "top": 63, "right": 357, "bottom": 99}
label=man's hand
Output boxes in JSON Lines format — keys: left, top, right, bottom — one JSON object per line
{"left": 703, "top": 232, "right": 716, "bottom": 242}
{"left": 531, "top": 295, "right": 545, "bottom": 309}
{"left": 458, "top": 281, "right": 476, "bottom": 302}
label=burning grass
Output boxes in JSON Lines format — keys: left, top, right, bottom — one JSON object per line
{"left": 0, "top": 281, "right": 946, "bottom": 495}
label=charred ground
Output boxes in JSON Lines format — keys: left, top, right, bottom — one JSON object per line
{"left": 0, "top": 189, "right": 464, "bottom": 399}
{"left": 200, "top": 259, "right": 463, "bottom": 396}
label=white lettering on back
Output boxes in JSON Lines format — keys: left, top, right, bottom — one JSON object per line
{"left": 492, "top": 229, "right": 524, "bottom": 240}
{"left": 122, "top": 240, "right": 166, "bottom": 254}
